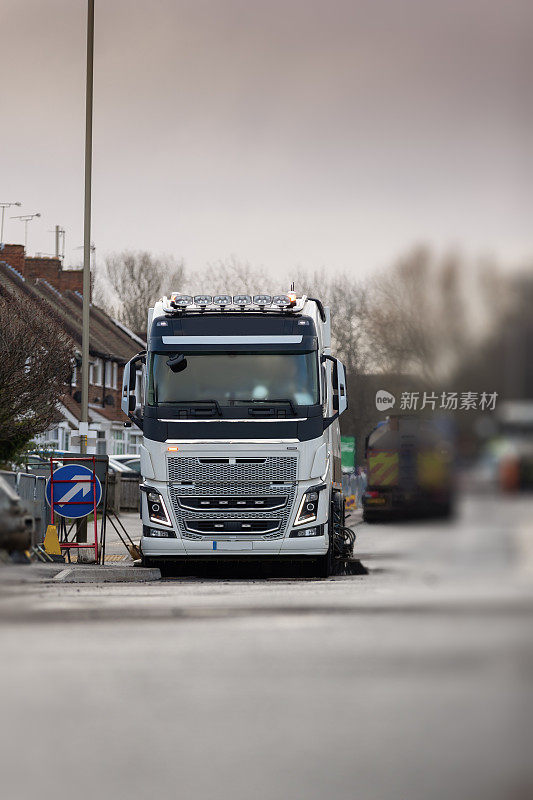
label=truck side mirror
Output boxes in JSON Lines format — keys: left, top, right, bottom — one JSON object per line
{"left": 121, "top": 360, "right": 132, "bottom": 416}
{"left": 121, "top": 350, "right": 146, "bottom": 420}
{"left": 336, "top": 359, "right": 348, "bottom": 416}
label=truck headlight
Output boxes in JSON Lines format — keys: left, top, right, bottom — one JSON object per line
{"left": 146, "top": 490, "right": 172, "bottom": 528}
{"left": 294, "top": 486, "right": 323, "bottom": 527}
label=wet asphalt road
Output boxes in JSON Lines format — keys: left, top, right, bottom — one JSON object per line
{"left": 1, "top": 492, "right": 532, "bottom": 800}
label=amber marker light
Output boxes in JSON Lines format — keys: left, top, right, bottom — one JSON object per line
{"left": 287, "top": 291, "right": 298, "bottom": 307}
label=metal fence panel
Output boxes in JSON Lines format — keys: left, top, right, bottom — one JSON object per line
{"left": 34, "top": 476, "right": 49, "bottom": 544}
{"left": 0, "top": 470, "right": 17, "bottom": 490}
{"left": 0, "top": 472, "right": 50, "bottom": 547}
{"left": 17, "top": 474, "right": 38, "bottom": 547}
{"left": 17, "top": 472, "right": 36, "bottom": 501}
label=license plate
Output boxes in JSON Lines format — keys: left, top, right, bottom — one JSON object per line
{"left": 213, "top": 541, "right": 253, "bottom": 551}
{"left": 366, "top": 498, "right": 386, "bottom": 505}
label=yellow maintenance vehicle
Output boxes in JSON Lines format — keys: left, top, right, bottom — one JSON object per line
{"left": 362, "top": 415, "right": 454, "bottom": 522}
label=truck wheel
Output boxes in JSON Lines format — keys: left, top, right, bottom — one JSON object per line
{"left": 434, "top": 500, "right": 453, "bottom": 519}
{"left": 313, "top": 552, "right": 332, "bottom": 577}
{"left": 313, "top": 526, "right": 334, "bottom": 577}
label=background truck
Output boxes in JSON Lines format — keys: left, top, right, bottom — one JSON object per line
{"left": 122, "top": 291, "right": 354, "bottom": 575}
{"left": 362, "top": 415, "right": 454, "bottom": 521}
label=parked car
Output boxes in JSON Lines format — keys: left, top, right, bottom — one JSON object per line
{"left": 109, "top": 454, "right": 141, "bottom": 475}
{"left": 122, "top": 458, "right": 140, "bottom": 474}
{"left": 108, "top": 457, "right": 138, "bottom": 474}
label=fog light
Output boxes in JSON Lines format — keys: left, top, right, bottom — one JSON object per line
{"left": 289, "top": 526, "right": 321, "bottom": 538}
{"left": 233, "top": 294, "right": 252, "bottom": 308}
{"left": 213, "top": 295, "right": 232, "bottom": 308}
{"left": 253, "top": 294, "right": 272, "bottom": 307}
{"left": 143, "top": 528, "right": 177, "bottom": 538}
{"left": 194, "top": 294, "right": 212, "bottom": 308}
{"left": 171, "top": 294, "right": 193, "bottom": 308}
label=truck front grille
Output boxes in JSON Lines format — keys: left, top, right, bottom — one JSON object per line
{"left": 177, "top": 496, "right": 287, "bottom": 512}
{"left": 169, "top": 481, "right": 296, "bottom": 541}
{"left": 185, "top": 520, "right": 281, "bottom": 535}
{"left": 167, "top": 456, "right": 298, "bottom": 484}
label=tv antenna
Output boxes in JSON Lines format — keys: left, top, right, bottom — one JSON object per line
{"left": 0, "top": 201, "right": 22, "bottom": 242}
{"left": 11, "top": 212, "right": 41, "bottom": 250}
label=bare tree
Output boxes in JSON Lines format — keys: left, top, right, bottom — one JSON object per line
{"left": 294, "top": 268, "right": 370, "bottom": 375}
{"left": 194, "top": 256, "right": 286, "bottom": 295}
{"left": 0, "top": 286, "right": 73, "bottom": 463}
{"left": 293, "top": 268, "right": 376, "bottom": 451}
{"left": 95, "top": 250, "right": 186, "bottom": 333}
{"left": 363, "top": 246, "right": 482, "bottom": 384}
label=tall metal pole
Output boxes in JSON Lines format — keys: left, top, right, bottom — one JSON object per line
{"left": 81, "top": 0, "right": 94, "bottom": 455}
{"left": 77, "top": 0, "right": 94, "bottom": 556}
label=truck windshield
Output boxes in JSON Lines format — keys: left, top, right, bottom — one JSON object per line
{"left": 147, "top": 351, "right": 319, "bottom": 407}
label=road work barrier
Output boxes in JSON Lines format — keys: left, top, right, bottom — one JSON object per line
{"left": 0, "top": 470, "right": 49, "bottom": 549}
{"left": 0, "top": 475, "right": 34, "bottom": 551}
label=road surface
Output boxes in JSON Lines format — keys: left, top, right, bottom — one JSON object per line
{"left": 1, "top": 492, "right": 532, "bottom": 800}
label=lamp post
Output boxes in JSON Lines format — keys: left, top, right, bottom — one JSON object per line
{"left": 76, "top": 0, "right": 95, "bottom": 558}
{"left": 11, "top": 213, "right": 41, "bottom": 251}
{"left": 81, "top": 0, "right": 94, "bottom": 455}
{"left": 0, "top": 202, "right": 22, "bottom": 242}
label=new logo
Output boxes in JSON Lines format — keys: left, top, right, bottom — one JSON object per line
{"left": 375, "top": 390, "right": 395, "bottom": 411}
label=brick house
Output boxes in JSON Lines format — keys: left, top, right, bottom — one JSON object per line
{"left": 0, "top": 243, "right": 145, "bottom": 456}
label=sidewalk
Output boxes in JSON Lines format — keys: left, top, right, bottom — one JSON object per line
{"left": 89, "top": 510, "right": 142, "bottom": 562}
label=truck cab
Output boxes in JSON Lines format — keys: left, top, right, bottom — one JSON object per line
{"left": 122, "top": 292, "right": 350, "bottom": 575}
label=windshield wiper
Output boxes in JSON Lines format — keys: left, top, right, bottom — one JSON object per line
{"left": 159, "top": 399, "right": 222, "bottom": 416}
{"left": 232, "top": 398, "right": 298, "bottom": 415}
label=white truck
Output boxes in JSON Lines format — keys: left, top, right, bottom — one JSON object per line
{"left": 122, "top": 291, "right": 352, "bottom": 576}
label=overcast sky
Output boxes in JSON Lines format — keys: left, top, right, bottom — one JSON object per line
{"left": 1, "top": 0, "right": 532, "bottom": 280}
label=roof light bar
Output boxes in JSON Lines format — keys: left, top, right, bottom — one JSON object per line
{"left": 233, "top": 294, "right": 252, "bottom": 309}
{"left": 213, "top": 294, "right": 232, "bottom": 309}
{"left": 163, "top": 291, "right": 304, "bottom": 313}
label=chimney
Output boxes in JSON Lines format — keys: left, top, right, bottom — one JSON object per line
{"left": 0, "top": 243, "right": 83, "bottom": 294}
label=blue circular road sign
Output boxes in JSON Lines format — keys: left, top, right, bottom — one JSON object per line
{"left": 45, "top": 464, "right": 102, "bottom": 519}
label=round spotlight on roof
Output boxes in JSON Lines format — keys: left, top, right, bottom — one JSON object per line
{"left": 194, "top": 294, "right": 212, "bottom": 308}
{"left": 273, "top": 294, "right": 291, "bottom": 308}
{"left": 233, "top": 294, "right": 252, "bottom": 309}
{"left": 213, "top": 294, "right": 232, "bottom": 308}
{"left": 253, "top": 294, "right": 272, "bottom": 307}
{"left": 172, "top": 294, "right": 193, "bottom": 308}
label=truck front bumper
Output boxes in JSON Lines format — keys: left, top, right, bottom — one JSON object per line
{"left": 141, "top": 525, "right": 328, "bottom": 557}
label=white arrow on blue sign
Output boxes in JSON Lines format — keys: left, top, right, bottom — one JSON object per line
{"left": 45, "top": 464, "right": 102, "bottom": 519}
